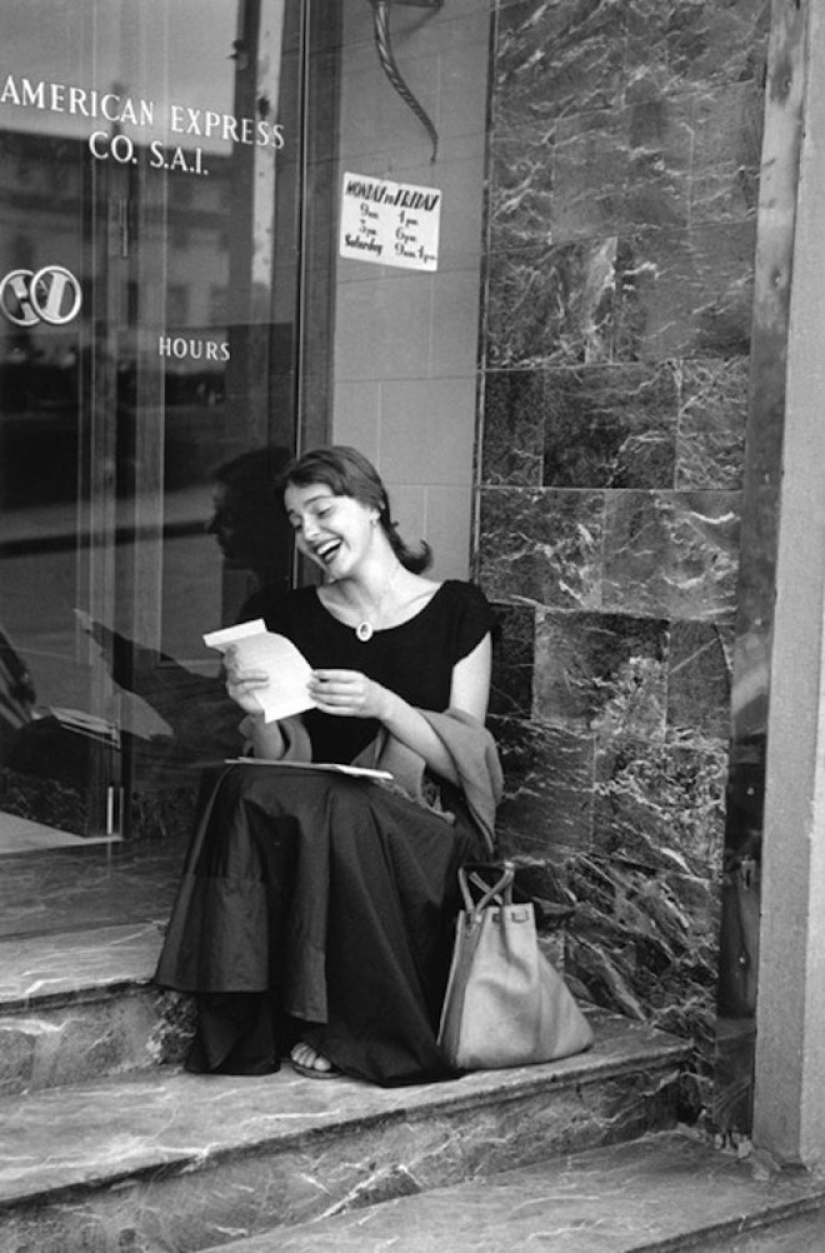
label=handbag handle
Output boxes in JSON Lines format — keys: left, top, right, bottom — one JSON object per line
{"left": 459, "top": 864, "right": 515, "bottom": 915}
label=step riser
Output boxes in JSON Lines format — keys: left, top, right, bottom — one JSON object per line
{"left": 0, "top": 989, "right": 164, "bottom": 1096}
{"left": 0, "top": 1057, "right": 684, "bottom": 1253}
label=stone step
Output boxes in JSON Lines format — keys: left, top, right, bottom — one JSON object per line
{"left": 197, "top": 1131, "right": 825, "bottom": 1253}
{"left": 0, "top": 1011, "right": 689, "bottom": 1253}
{"left": 0, "top": 922, "right": 170, "bottom": 1096}
{"left": 0, "top": 905, "right": 563, "bottom": 1098}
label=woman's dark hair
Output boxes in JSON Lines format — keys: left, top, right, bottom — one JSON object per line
{"left": 280, "top": 445, "right": 432, "bottom": 574}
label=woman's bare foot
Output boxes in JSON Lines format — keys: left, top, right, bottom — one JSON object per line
{"left": 290, "top": 1042, "right": 340, "bottom": 1079}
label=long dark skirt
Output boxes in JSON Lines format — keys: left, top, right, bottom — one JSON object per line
{"left": 154, "top": 763, "right": 483, "bottom": 1086}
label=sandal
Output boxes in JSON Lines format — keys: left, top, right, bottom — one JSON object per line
{"left": 290, "top": 1043, "right": 341, "bottom": 1080}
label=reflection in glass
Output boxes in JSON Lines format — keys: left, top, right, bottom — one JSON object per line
{"left": 0, "top": 1, "right": 302, "bottom": 879}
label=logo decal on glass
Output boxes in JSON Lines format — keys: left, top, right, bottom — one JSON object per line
{"left": 0, "top": 266, "right": 83, "bottom": 327}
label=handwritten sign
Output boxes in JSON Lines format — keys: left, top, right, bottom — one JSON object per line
{"left": 340, "top": 173, "right": 441, "bottom": 271}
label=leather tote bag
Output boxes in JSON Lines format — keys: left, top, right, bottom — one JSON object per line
{"left": 438, "top": 864, "right": 593, "bottom": 1070}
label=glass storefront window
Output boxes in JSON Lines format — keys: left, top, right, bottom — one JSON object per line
{"left": 0, "top": 0, "right": 313, "bottom": 876}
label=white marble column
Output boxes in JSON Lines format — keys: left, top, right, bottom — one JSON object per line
{"left": 753, "top": 0, "right": 825, "bottom": 1170}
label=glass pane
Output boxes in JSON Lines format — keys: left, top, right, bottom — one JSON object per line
{"left": 0, "top": 0, "right": 116, "bottom": 844}
{"left": 0, "top": 1, "right": 304, "bottom": 881}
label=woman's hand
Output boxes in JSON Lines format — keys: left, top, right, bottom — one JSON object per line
{"left": 308, "top": 669, "right": 393, "bottom": 721}
{"left": 223, "top": 644, "right": 271, "bottom": 715}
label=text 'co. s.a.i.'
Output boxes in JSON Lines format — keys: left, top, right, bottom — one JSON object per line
{"left": 0, "top": 74, "right": 285, "bottom": 178}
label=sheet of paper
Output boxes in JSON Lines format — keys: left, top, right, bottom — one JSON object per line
{"left": 204, "top": 620, "right": 316, "bottom": 723}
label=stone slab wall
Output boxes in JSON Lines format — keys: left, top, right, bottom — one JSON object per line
{"left": 479, "top": 0, "right": 771, "bottom": 1119}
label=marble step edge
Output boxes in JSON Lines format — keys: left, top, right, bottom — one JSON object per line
{"left": 0, "top": 924, "right": 171, "bottom": 1098}
{"left": 0, "top": 922, "right": 558, "bottom": 1015}
{"left": 0, "top": 921, "right": 163, "bottom": 1013}
{"left": 194, "top": 1131, "right": 825, "bottom": 1253}
{"left": 0, "top": 1011, "right": 691, "bottom": 1216}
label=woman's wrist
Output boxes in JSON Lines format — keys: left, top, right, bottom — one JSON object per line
{"left": 238, "top": 712, "right": 262, "bottom": 742}
{"left": 245, "top": 713, "right": 285, "bottom": 760}
{"left": 377, "top": 685, "right": 403, "bottom": 728}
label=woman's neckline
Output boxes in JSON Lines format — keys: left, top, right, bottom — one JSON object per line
{"left": 312, "top": 578, "right": 448, "bottom": 636}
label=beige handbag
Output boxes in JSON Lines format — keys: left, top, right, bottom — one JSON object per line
{"left": 438, "top": 865, "right": 593, "bottom": 1070}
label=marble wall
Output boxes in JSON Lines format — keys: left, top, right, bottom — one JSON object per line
{"left": 478, "top": 0, "right": 771, "bottom": 1124}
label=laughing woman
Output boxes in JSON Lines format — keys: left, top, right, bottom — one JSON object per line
{"left": 155, "top": 445, "right": 502, "bottom": 1086}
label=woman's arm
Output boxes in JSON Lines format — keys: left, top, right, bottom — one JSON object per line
{"left": 308, "top": 632, "right": 492, "bottom": 784}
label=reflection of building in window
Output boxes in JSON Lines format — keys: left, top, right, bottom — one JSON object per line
{"left": 167, "top": 285, "right": 190, "bottom": 325}
{"left": 170, "top": 180, "right": 194, "bottom": 209}
{"left": 49, "top": 149, "right": 74, "bottom": 196}
{"left": 9, "top": 232, "right": 34, "bottom": 271}
{"left": 209, "top": 285, "right": 228, "bottom": 324}
{"left": 0, "top": 130, "right": 244, "bottom": 509}
{"left": 172, "top": 224, "right": 191, "bottom": 251}
{"left": 0, "top": 131, "right": 234, "bottom": 361}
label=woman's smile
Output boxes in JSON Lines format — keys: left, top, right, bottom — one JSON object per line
{"left": 313, "top": 537, "right": 343, "bottom": 567}
{"left": 285, "top": 482, "right": 374, "bottom": 576}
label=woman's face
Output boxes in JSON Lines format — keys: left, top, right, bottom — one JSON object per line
{"left": 284, "top": 481, "right": 376, "bottom": 577}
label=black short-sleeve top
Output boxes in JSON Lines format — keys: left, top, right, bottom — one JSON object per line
{"left": 241, "top": 579, "right": 495, "bottom": 764}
